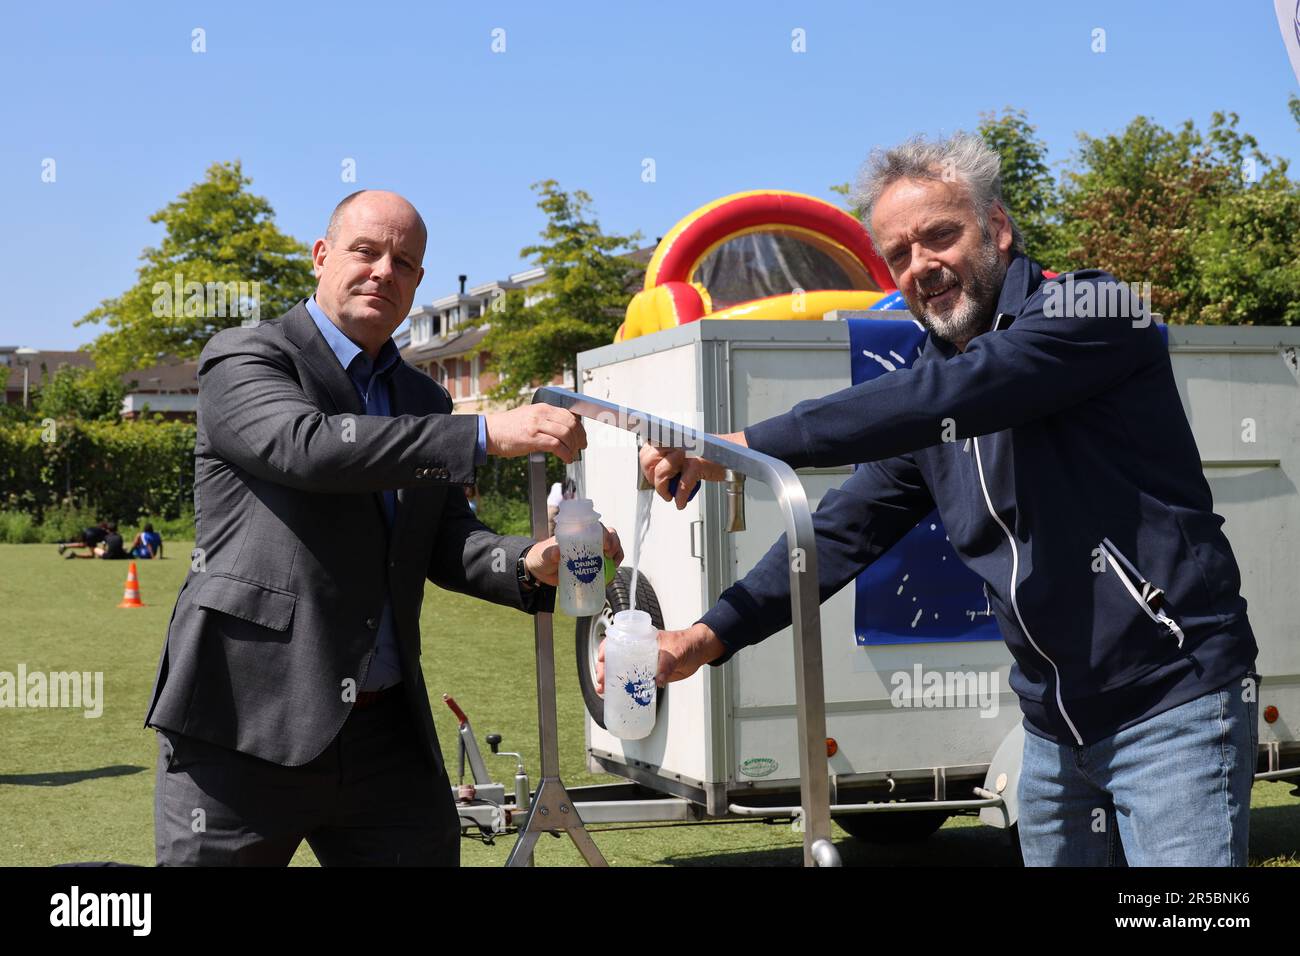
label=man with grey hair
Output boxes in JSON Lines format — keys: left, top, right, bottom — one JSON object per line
{"left": 628, "top": 133, "right": 1260, "bottom": 866}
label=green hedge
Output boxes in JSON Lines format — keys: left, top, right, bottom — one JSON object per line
{"left": 0, "top": 506, "right": 196, "bottom": 545}
{"left": 474, "top": 453, "right": 567, "bottom": 502}
{"left": 471, "top": 454, "right": 567, "bottom": 537}
{"left": 0, "top": 510, "right": 39, "bottom": 543}
{"left": 474, "top": 493, "right": 533, "bottom": 537}
{"left": 0, "top": 418, "right": 560, "bottom": 541}
{"left": 0, "top": 420, "right": 196, "bottom": 526}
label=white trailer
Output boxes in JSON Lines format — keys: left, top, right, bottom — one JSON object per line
{"left": 563, "top": 315, "right": 1300, "bottom": 846}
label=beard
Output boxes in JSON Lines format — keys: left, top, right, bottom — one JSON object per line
{"left": 900, "top": 236, "right": 1006, "bottom": 347}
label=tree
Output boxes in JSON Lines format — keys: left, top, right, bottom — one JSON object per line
{"left": 977, "top": 108, "right": 1061, "bottom": 263}
{"left": 1193, "top": 173, "right": 1300, "bottom": 325}
{"left": 78, "top": 160, "right": 315, "bottom": 374}
{"left": 1055, "top": 110, "right": 1299, "bottom": 324}
{"left": 829, "top": 181, "right": 857, "bottom": 214}
{"left": 33, "top": 365, "right": 128, "bottom": 422}
{"left": 468, "top": 180, "right": 642, "bottom": 405}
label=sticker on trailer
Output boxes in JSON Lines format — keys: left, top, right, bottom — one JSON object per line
{"left": 740, "top": 757, "right": 779, "bottom": 778}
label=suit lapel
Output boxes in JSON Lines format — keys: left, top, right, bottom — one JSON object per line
{"left": 281, "top": 300, "right": 387, "bottom": 526}
{"left": 280, "top": 300, "right": 365, "bottom": 417}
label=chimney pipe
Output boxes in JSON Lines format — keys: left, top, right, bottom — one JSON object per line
{"left": 458, "top": 274, "right": 467, "bottom": 295}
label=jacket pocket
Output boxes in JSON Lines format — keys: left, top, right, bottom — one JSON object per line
{"left": 1098, "top": 538, "right": 1184, "bottom": 647}
{"left": 196, "top": 573, "right": 297, "bottom": 632}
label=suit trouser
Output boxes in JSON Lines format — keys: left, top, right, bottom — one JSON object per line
{"left": 154, "top": 688, "right": 459, "bottom": 865}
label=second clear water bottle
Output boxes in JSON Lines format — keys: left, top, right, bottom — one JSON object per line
{"left": 555, "top": 498, "right": 606, "bottom": 616}
{"left": 603, "top": 609, "right": 659, "bottom": 739}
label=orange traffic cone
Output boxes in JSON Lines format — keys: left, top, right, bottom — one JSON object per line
{"left": 118, "top": 562, "right": 145, "bottom": 608}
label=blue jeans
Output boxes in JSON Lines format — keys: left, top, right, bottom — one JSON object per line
{"left": 1017, "top": 670, "right": 1260, "bottom": 866}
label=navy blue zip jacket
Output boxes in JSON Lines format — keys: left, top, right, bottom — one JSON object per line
{"left": 698, "top": 253, "right": 1258, "bottom": 746}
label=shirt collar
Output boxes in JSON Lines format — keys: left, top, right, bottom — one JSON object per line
{"left": 305, "top": 295, "right": 401, "bottom": 379}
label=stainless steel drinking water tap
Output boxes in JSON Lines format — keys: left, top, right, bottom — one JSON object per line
{"left": 723, "top": 469, "right": 746, "bottom": 532}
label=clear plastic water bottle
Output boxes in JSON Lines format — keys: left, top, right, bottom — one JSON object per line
{"left": 603, "top": 609, "right": 659, "bottom": 739}
{"left": 555, "top": 498, "right": 605, "bottom": 616}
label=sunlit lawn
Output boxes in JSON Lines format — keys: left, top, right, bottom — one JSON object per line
{"left": 2, "top": 543, "right": 1296, "bottom": 867}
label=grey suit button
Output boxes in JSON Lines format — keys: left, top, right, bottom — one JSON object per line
{"left": 365, "top": 616, "right": 379, "bottom": 629}
{"left": 435, "top": 468, "right": 449, "bottom": 479}
{"left": 415, "top": 467, "right": 428, "bottom": 478}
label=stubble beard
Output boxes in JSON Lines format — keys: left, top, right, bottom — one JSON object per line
{"left": 902, "top": 236, "right": 1006, "bottom": 348}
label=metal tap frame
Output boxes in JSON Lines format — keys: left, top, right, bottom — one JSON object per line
{"left": 506, "top": 386, "right": 841, "bottom": 867}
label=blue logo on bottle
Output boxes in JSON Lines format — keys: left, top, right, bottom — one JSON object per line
{"left": 619, "top": 666, "right": 655, "bottom": 707}
{"left": 566, "top": 552, "right": 603, "bottom": 584}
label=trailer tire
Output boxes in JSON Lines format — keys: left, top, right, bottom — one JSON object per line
{"left": 834, "top": 808, "right": 950, "bottom": 844}
{"left": 575, "top": 567, "right": 666, "bottom": 730}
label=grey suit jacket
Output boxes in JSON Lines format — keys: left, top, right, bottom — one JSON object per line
{"left": 144, "top": 300, "right": 552, "bottom": 770}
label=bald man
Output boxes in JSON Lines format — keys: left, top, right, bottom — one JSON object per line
{"left": 145, "top": 190, "right": 622, "bottom": 866}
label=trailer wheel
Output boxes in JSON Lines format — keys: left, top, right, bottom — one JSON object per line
{"left": 575, "top": 567, "right": 666, "bottom": 730}
{"left": 834, "top": 808, "right": 950, "bottom": 844}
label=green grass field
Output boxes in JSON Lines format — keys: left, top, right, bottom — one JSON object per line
{"left": 2, "top": 542, "right": 1297, "bottom": 867}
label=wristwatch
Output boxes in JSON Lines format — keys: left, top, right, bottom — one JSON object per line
{"left": 516, "top": 545, "right": 540, "bottom": 592}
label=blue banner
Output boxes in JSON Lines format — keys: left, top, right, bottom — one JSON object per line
{"left": 848, "top": 318, "right": 1000, "bottom": 645}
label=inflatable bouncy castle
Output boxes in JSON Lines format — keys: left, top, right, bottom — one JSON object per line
{"left": 617, "top": 190, "right": 900, "bottom": 342}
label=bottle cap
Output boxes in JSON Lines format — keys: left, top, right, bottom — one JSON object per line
{"left": 609, "top": 609, "right": 654, "bottom": 640}
{"left": 555, "top": 497, "right": 599, "bottom": 525}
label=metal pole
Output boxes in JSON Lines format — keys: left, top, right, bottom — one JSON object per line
{"left": 527, "top": 452, "right": 561, "bottom": 780}
{"left": 525, "top": 387, "right": 841, "bottom": 867}
{"left": 505, "top": 452, "right": 608, "bottom": 867}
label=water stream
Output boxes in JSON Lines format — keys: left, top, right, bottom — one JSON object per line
{"left": 628, "top": 487, "right": 653, "bottom": 613}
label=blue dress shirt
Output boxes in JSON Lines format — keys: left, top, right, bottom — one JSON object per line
{"left": 305, "top": 296, "right": 486, "bottom": 691}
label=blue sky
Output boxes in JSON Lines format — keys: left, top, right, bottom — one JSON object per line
{"left": 2, "top": 0, "right": 1297, "bottom": 349}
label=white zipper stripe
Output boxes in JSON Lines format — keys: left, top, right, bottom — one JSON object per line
{"left": 1100, "top": 536, "right": 1143, "bottom": 582}
{"left": 1098, "top": 542, "right": 1185, "bottom": 648}
{"left": 972, "top": 436, "right": 1085, "bottom": 746}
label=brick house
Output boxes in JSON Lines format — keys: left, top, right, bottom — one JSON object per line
{"left": 399, "top": 248, "right": 656, "bottom": 412}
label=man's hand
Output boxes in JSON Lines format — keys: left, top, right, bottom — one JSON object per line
{"left": 595, "top": 622, "right": 727, "bottom": 694}
{"left": 485, "top": 406, "right": 588, "bottom": 464}
{"left": 525, "top": 524, "right": 623, "bottom": 587}
{"left": 639, "top": 432, "right": 747, "bottom": 509}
